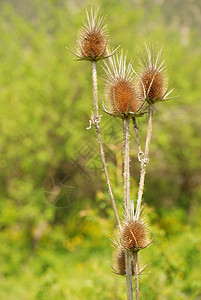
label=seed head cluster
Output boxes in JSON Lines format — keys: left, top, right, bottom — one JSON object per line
{"left": 71, "top": 9, "right": 173, "bottom": 108}
{"left": 101, "top": 46, "right": 173, "bottom": 114}
{"left": 120, "top": 220, "right": 148, "bottom": 250}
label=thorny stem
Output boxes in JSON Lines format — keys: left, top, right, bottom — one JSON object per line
{"left": 135, "top": 104, "right": 154, "bottom": 220}
{"left": 123, "top": 117, "right": 131, "bottom": 217}
{"left": 131, "top": 107, "right": 153, "bottom": 300}
{"left": 132, "top": 117, "right": 141, "bottom": 300}
{"left": 132, "top": 117, "right": 142, "bottom": 154}
{"left": 133, "top": 252, "right": 139, "bottom": 300}
{"left": 123, "top": 116, "right": 133, "bottom": 300}
{"left": 91, "top": 61, "right": 121, "bottom": 229}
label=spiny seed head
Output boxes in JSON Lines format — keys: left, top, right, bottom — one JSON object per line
{"left": 120, "top": 220, "right": 148, "bottom": 250}
{"left": 141, "top": 69, "right": 164, "bottom": 102}
{"left": 115, "top": 248, "right": 134, "bottom": 276}
{"left": 102, "top": 51, "right": 144, "bottom": 117}
{"left": 110, "top": 79, "right": 139, "bottom": 114}
{"left": 139, "top": 44, "right": 171, "bottom": 104}
{"left": 76, "top": 8, "right": 108, "bottom": 61}
{"left": 81, "top": 30, "right": 106, "bottom": 58}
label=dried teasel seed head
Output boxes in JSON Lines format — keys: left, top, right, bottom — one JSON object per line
{"left": 110, "top": 79, "right": 139, "bottom": 114}
{"left": 120, "top": 220, "right": 148, "bottom": 250}
{"left": 76, "top": 8, "right": 108, "bottom": 61}
{"left": 115, "top": 248, "right": 134, "bottom": 276}
{"left": 102, "top": 51, "right": 145, "bottom": 117}
{"left": 139, "top": 44, "right": 173, "bottom": 104}
{"left": 112, "top": 244, "right": 150, "bottom": 276}
{"left": 141, "top": 68, "right": 164, "bottom": 102}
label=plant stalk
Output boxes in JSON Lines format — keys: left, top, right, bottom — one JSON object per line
{"left": 132, "top": 106, "right": 154, "bottom": 299}
{"left": 91, "top": 61, "right": 121, "bottom": 229}
{"left": 135, "top": 104, "right": 154, "bottom": 220}
{"left": 132, "top": 117, "right": 142, "bottom": 154}
{"left": 133, "top": 252, "right": 139, "bottom": 300}
{"left": 123, "top": 116, "right": 133, "bottom": 300}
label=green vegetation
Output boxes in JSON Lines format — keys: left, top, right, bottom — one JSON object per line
{"left": 0, "top": 0, "right": 201, "bottom": 299}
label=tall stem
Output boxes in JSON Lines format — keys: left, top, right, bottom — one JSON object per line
{"left": 132, "top": 117, "right": 142, "bottom": 154}
{"left": 133, "top": 252, "right": 139, "bottom": 300}
{"left": 135, "top": 104, "right": 153, "bottom": 220}
{"left": 123, "top": 116, "right": 133, "bottom": 300}
{"left": 91, "top": 61, "right": 121, "bottom": 229}
{"left": 132, "top": 117, "right": 140, "bottom": 300}
{"left": 123, "top": 116, "right": 131, "bottom": 218}
{"left": 132, "top": 106, "right": 154, "bottom": 300}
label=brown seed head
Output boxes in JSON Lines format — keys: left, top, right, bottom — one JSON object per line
{"left": 116, "top": 248, "right": 134, "bottom": 276}
{"left": 141, "top": 69, "right": 164, "bottom": 103}
{"left": 81, "top": 30, "right": 107, "bottom": 58}
{"left": 139, "top": 45, "right": 170, "bottom": 104}
{"left": 120, "top": 220, "right": 147, "bottom": 250}
{"left": 77, "top": 8, "right": 108, "bottom": 61}
{"left": 110, "top": 79, "right": 139, "bottom": 114}
{"left": 102, "top": 51, "right": 144, "bottom": 117}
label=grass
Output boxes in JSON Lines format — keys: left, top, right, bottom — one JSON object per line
{"left": 1, "top": 207, "right": 201, "bottom": 300}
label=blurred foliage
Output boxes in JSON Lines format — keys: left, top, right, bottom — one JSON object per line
{"left": 0, "top": 0, "right": 201, "bottom": 299}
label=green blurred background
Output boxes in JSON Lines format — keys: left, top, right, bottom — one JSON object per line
{"left": 0, "top": 0, "right": 201, "bottom": 299}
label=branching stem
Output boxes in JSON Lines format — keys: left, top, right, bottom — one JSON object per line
{"left": 91, "top": 61, "right": 121, "bottom": 229}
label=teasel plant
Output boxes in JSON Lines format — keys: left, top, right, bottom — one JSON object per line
{"left": 68, "top": 7, "right": 121, "bottom": 229}
{"left": 68, "top": 7, "right": 175, "bottom": 300}
{"left": 129, "top": 44, "right": 174, "bottom": 299}
{"left": 102, "top": 51, "right": 149, "bottom": 299}
{"left": 134, "top": 44, "right": 175, "bottom": 221}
